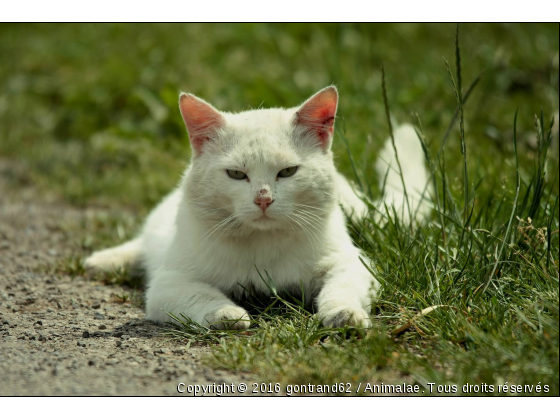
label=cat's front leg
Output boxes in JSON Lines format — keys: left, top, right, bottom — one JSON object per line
{"left": 316, "top": 258, "right": 378, "bottom": 328}
{"left": 145, "top": 270, "right": 250, "bottom": 330}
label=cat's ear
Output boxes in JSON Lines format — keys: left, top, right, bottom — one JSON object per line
{"left": 179, "top": 93, "right": 225, "bottom": 155}
{"left": 294, "top": 86, "right": 338, "bottom": 150}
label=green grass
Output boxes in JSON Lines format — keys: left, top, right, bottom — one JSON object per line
{"left": 1, "top": 23, "right": 558, "bottom": 395}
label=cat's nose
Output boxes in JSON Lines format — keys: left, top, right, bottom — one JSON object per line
{"left": 255, "top": 196, "right": 273, "bottom": 211}
{"left": 255, "top": 190, "right": 273, "bottom": 211}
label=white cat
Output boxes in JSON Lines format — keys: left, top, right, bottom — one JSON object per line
{"left": 85, "top": 86, "right": 430, "bottom": 329}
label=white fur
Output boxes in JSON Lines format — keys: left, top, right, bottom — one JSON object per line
{"left": 85, "top": 87, "right": 430, "bottom": 329}
{"left": 375, "top": 124, "right": 431, "bottom": 224}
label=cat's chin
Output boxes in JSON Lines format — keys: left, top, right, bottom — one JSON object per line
{"left": 246, "top": 215, "right": 285, "bottom": 231}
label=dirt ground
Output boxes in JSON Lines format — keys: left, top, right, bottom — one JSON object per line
{"left": 0, "top": 162, "right": 253, "bottom": 396}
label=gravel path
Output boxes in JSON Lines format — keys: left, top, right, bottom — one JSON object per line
{"left": 0, "top": 165, "right": 251, "bottom": 395}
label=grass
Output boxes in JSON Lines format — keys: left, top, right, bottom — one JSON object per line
{"left": 0, "top": 23, "right": 558, "bottom": 395}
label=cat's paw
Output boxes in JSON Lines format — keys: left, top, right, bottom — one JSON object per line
{"left": 84, "top": 250, "right": 126, "bottom": 271}
{"left": 84, "top": 251, "right": 117, "bottom": 271}
{"left": 84, "top": 240, "right": 141, "bottom": 271}
{"left": 205, "top": 305, "right": 251, "bottom": 330}
{"left": 319, "top": 307, "right": 372, "bottom": 328}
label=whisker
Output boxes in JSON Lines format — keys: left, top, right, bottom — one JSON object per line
{"left": 285, "top": 213, "right": 319, "bottom": 258}
{"left": 294, "top": 208, "right": 327, "bottom": 225}
{"left": 294, "top": 203, "right": 330, "bottom": 213}
{"left": 293, "top": 209, "right": 326, "bottom": 232}
{"left": 290, "top": 212, "right": 322, "bottom": 249}
{"left": 208, "top": 215, "right": 239, "bottom": 250}
{"left": 198, "top": 214, "right": 236, "bottom": 248}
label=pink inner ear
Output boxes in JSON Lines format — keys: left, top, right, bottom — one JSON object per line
{"left": 179, "top": 94, "right": 224, "bottom": 154}
{"left": 295, "top": 86, "right": 338, "bottom": 147}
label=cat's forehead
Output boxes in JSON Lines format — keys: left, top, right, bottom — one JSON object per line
{"left": 219, "top": 107, "right": 301, "bottom": 167}
{"left": 223, "top": 107, "right": 296, "bottom": 131}
{"left": 221, "top": 135, "right": 300, "bottom": 169}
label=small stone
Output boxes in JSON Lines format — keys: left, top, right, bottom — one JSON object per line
{"left": 56, "top": 301, "right": 63, "bottom": 309}
{"left": 98, "top": 324, "right": 107, "bottom": 330}
{"left": 88, "top": 360, "right": 95, "bottom": 366}
{"left": 82, "top": 331, "right": 90, "bottom": 338}
{"left": 94, "top": 312, "right": 105, "bottom": 320}
{"left": 116, "top": 341, "right": 123, "bottom": 347}
{"left": 92, "top": 303, "right": 101, "bottom": 309}
{"left": 17, "top": 297, "right": 36, "bottom": 305}
{"left": 77, "top": 341, "right": 86, "bottom": 347}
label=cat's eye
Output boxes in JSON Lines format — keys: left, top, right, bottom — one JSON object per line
{"left": 277, "top": 166, "right": 298, "bottom": 178}
{"left": 226, "top": 169, "right": 248, "bottom": 180}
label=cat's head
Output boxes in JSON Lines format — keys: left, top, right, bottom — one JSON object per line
{"left": 179, "top": 86, "right": 339, "bottom": 233}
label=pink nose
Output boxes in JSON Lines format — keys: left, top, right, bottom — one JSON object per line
{"left": 254, "top": 196, "right": 273, "bottom": 211}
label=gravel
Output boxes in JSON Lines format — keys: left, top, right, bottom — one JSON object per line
{"left": 0, "top": 161, "right": 252, "bottom": 395}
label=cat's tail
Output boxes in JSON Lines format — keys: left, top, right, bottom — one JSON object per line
{"left": 84, "top": 238, "right": 143, "bottom": 271}
{"left": 375, "top": 123, "right": 431, "bottom": 224}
